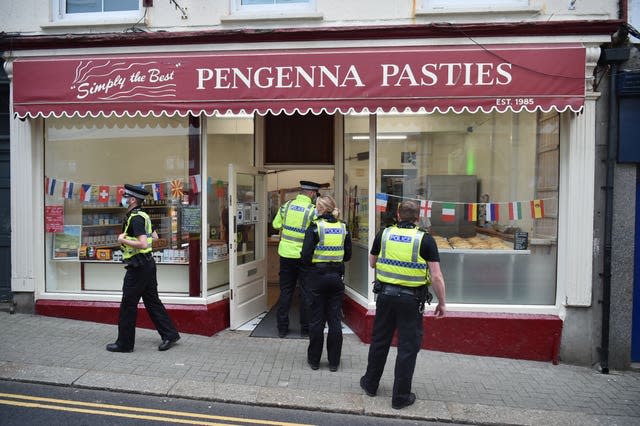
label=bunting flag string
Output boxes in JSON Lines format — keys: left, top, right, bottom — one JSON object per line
{"left": 376, "top": 192, "right": 552, "bottom": 220}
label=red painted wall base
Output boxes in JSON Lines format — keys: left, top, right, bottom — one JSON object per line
{"left": 36, "top": 296, "right": 562, "bottom": 362}
{"left": 36, "top": 299, "right": 230, "bottom": 336}
{"left": 342, "top": 297, "right": 563, "bottom": 362}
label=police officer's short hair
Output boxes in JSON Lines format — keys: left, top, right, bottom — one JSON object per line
{"left": 398, "top": 200, "right": 419, "bottom": 222}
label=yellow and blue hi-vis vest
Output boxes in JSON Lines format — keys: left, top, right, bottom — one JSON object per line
{"left": 272, "top": 194, "right": 315, "bottom": 259}
{"left": 312, "top": 219, "right": 346, "bottom": 263}
{"left": 122, "top": 210, "right": 153, "bottom": 260}
{"left": 375, "top": 225, "right": 430, "bottom": 287}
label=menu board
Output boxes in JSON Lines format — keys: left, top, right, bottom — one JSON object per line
{"left": 181, "top": 206, "right": 201, "bottom": 233}
{"left": 514, "top": 231, "right": 529, "bottom": 250}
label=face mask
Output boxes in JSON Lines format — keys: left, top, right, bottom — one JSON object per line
{"left": 121, "top": 197, "right": 130, "bottom": 208}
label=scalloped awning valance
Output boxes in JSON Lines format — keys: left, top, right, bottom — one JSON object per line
{"left": 12, "top": 43, "right": 585, "bottom": 118}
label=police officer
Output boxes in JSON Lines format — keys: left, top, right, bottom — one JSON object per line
{"left": 106, "top": 184, "right": 180, "bottom": 353}
{"left": 360, "top": 200, "right": 446, "bottom": 409}
{"left": 301, "top": 196, "right": 351, "bottom": 371}
{"left": 272, "top": 180, "right": 320, "bottom": 338}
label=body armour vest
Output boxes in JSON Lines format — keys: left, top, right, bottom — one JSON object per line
{"left": 122, "top": 210, "right": 153, "bottom": 260}
{"left": 312, "top": 219, "right": 346, "bottom": 263}
{"left": 273, "top": 194, "right": 315, "bottom": 258}
{"left": 375, "top": 225, "right": 431, "bottom": 287}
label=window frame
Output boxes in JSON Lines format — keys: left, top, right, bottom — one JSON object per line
{"left": 52, "top": 0, "right": 143, "bottom": 24}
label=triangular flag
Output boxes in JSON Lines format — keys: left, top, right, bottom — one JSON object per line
{"left": 530, "top": 199, "right": 545, "bottom": 219}
{"left": 375, "top": 193, "right": 388, "bottom": 212}
{"left": 465, "top": 203, "right": 477, "bottom": 222}
{"left": 508, "top": 201, "right": 523, "bottom": 220}
{"left": 98, "top": 185, "right": 110, "bottom": 203}
{"left": 441, "top": 203, "right": 456, "bottom": 222}
{"left": 80, "top": 184, "right": 92, "bottom": 202}
{"left": 420, "top": 200, "right": 432, "bottom": 219}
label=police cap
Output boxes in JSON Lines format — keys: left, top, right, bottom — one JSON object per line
{"left": 300, "top": 181, "right": 321, "bottom": 191}
{"left": 123, "top": 184, "right": 149, "bottom": 200}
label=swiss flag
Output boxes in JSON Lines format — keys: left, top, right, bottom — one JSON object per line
{"left": 98, "top": 185, "right": 110, "bottom": 203}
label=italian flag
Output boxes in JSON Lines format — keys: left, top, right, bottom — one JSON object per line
{"left": 441, "top": 203, "right": 456, "bottom": 222}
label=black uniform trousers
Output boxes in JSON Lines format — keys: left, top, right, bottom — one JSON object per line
{"left": 276, "top": 257, "right": 310, "bottom": 333}
{"left": 116, "top": 255, "right": 179, "bottom": 350}
{"left": 305, "top": 266, "right": 344, "bottom": 367}
{"left": 361, "top": 286, "right": 423, "bottom": 407}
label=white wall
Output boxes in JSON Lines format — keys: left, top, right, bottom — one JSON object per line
{"left": 1, "top": 0, "right": 620, "bottom": 35}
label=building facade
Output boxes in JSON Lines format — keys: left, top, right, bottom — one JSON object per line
{"left": 1, "top": 0, "right": 635, "bottom": 368}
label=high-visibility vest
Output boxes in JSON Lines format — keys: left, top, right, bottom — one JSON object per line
{"left": 272, "top": 194, "right": 315, "bottom": 258}
{"left": 122, "top": 210, "right": 153, "bottom": 260}
{"left": 312, "top": 219, "right": 346, "bottom": 263}
{"left": 375, "top": 225, "right": 430, "bottom": 287}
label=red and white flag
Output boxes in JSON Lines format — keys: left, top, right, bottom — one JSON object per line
{"left": 98, "top": 186, "right": 110, "bottom": 203}
{"left": 115, "top": 185, "right": 125, "bottom": 205}
{"left": 190, "top": 174, "right": 202, "bottom": 194}
{"left": 420, "top": 200, "right": 432, "bottom": 219}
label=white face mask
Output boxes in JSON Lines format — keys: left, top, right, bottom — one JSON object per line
{"left": 121, "top": 197, "right": 130, "bottom": 208}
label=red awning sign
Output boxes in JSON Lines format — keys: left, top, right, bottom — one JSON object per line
{"left": 12, "top": 44, "right": 585, "bottom": 117}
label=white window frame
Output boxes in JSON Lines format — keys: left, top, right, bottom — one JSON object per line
{"left": 52, "top": 0, "right": 143, "bottom": 24}
{"left": 231, "top": 0, "right": 316, "bottom": 15}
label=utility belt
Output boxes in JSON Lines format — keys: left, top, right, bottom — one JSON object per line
{"left": 373, "top": 281, "right": 433, "bottom": 313}
{"left": 310, "top": 262, "right": 343, "bottom": 274}
{"left": 123, "top": 252, "right": 153, "bottom": 268}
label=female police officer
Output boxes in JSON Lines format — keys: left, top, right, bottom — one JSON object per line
{"left": 300, "top": 195, "right": 351, "bottom": 371}
{"left": 106, "top": 184, "right": 180, "bottom": 353}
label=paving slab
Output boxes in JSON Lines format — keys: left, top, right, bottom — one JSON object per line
{"left": 0, "top": 362, "right": 86, "bottom": 385}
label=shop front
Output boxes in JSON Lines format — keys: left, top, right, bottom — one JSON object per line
{"left": 7, "top": 41, "right": 598, "bottom": 360}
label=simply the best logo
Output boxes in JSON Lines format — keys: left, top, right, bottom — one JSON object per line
{"left": 71, "top": 60, "right": 178, "bottom": 100}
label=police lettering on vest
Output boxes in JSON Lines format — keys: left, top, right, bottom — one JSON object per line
{"left": 375, "top": 225, "right": 431, "bottom": 287}
{"left": 273, "top": 194, "right": 316, "bottom": 259}
{"left": 312, "top": 219, "right": 346, "bottom": 263}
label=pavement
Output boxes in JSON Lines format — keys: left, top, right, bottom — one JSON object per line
{"left": 1, "top": 311, "right": 639, "bottom": 425}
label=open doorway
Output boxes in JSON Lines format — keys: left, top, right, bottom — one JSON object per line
{"left": 265, "top": 169, "right": 335, "bottom": 308}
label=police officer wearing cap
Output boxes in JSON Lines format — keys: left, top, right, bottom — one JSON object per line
{"left": 301, "top": 195, "right": 351, "bottom": 371}
{"left": 106, "top": 184, "right": 180, "bottom": 353}
{"left": 360, "top": 200, "right": 446, "bottom": 409}
{"left": 271, "top": 180, "right": 320, "bottom": 338}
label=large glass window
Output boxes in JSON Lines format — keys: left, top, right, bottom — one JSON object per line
{"left": 205, "top": 114, "right": 254, "bottom": 295}
{"left": 373, "top": 111, "right": 558, "bottom": 305}
{"left": 343, "top": 114, "right": 370, "bottom": 299}
{"left": 44, "top": 115, "right": 201, "bottom": 296}
{"left": 55, "top": 0, "right": 142, "bottom": 22}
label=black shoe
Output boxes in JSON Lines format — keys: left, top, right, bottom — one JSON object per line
{"left": 158, "top": 335, "right": 180, "bottom": 351}
{"left": 308, "top": 361, "right": 319, "bottom": 370}
{"left": 278, "top": 330, "right": 288, "bottom": 338}
{"left": 329, "top": 365, "right": 338, "bottom": 372}
{"left": 392, "top": 393, "right": 416, "bottom": 410}
{"left": 106, "top": 343, "right": 133, "bottom": 353}
{"left": 360, "top": 376, "right": 376, "bottom": 397}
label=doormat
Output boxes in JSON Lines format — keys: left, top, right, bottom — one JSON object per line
{"left": 250, "top": 292, "right": 306, "bottom": 339}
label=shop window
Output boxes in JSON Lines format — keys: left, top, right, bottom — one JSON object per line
{"left": 343, "top": 115, "right": 370, "bottom": 299}
{"left": 374, "top": 111, "right": 558, "bottom": 305}
{"left": 44, "top": 115, "right": 201, "bottom": 296}
{"left": 206, "top": 114, "right": 255, "bottom": 295}
{"left": 54, "top": 0, "right": 142, "bottom": 22}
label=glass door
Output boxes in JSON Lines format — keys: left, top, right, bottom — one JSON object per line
{"left": 228, "top": 164, "right": 267, "bottom": 329}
